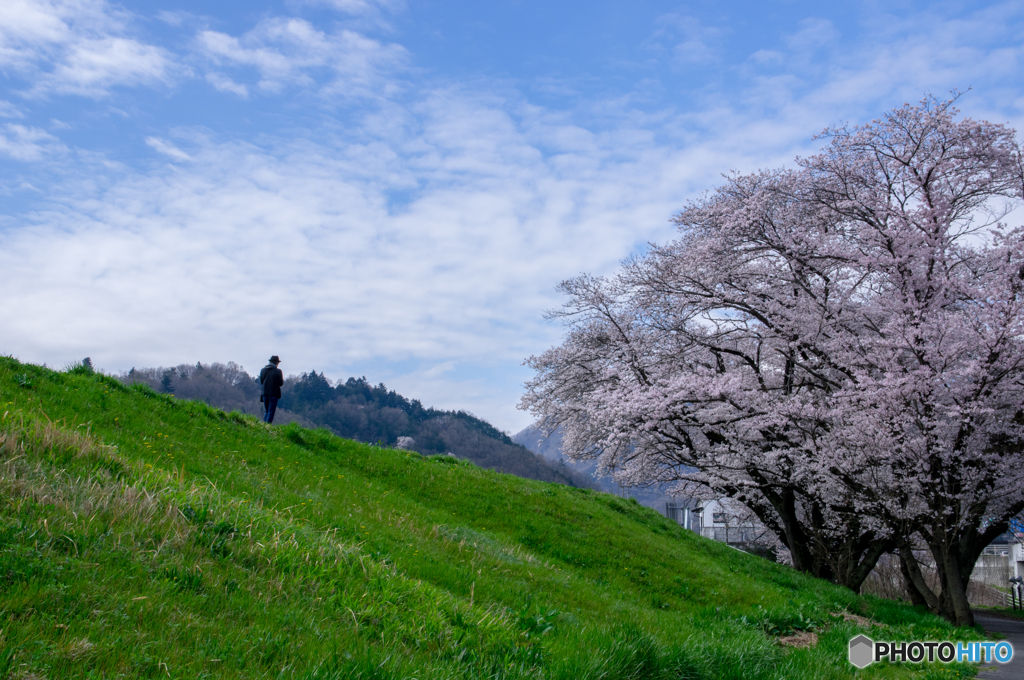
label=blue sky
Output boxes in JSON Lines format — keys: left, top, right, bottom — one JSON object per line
{"left": 2, "top": 0, "right": 1022, "bottom": 434}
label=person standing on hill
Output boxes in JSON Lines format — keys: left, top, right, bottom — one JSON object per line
{"left": 259, "top": 355, "right": 284, "bottom": 424}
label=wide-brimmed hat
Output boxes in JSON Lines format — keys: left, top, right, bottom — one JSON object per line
{"left": 269, "top": 355, "right": 281, "bottom": 364}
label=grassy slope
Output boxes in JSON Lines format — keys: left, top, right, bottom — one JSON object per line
{"left": 0, "top": 358, "right": 980, "bottom": 679}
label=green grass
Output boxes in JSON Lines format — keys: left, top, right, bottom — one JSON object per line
{"left": 0, "top": 357, "right": 984, "bottom": 679}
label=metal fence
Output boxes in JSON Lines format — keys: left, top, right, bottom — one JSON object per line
{"left": 700, "top": 527, "right": 761, "bottom": 544}
{"left": 665, "top": 503, "right": 701, "bottom": 534}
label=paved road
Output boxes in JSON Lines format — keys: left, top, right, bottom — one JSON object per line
{"left": 976, "top": 612, "right": 1024, "bottom": 679}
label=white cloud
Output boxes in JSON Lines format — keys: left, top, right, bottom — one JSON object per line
{"left": 205, "top": 72, "right": 248, "bottom": 97}
{"left": 0, "top": 2, "right": 1022, "bottom": 432}
{"left": 197, "top": 17, "right": 407, "bottom": 98}
{"left": 0, "top": 87, "right": 731, "bottom": 427}
{"left": 0, "top": 123, "right": 64, "bottom": 160}
{"left": 0, "top": 101, "right": 24, "bottom": 118}
{"left": 749, "top": 50, "right": 784, "bottom": 66}
{"left": 0, "top": 0, "right": 77, "bottom": 69}
{"left": 300, "top": 0, "right": 404, "bottom": 16}
{"left": 156, "top": 10, "right": 189, "bottom": 27}
{"left": 732, "top": 2, "right": 1024, "bottom": 135}
{"left": 145, "top": 136, "right": 190, "bottom": 161}
{"left": 648, "top": 14, "right": 723, "bottom": 65}
{"left": 36, "top": 36, "right": 175, "bottom": 96}
{"left": 784, "top": 18, "right": 838, "bottom": 53}
{"left": 0, "top": 0, "right": 177, "bottom": 97}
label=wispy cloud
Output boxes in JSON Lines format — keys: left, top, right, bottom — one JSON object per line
{"left": 205, "top": 72, "right": 248, "bottom": 97}
{"left": 0, "top": 123, "right": 64, "bottom": 160}
{"left": 0, "top": 0, "right": 178, "bottom": 97}
{"left": 145, "top": 136, "right": 190, "bottom": 161}
{"left": 0, "top": 85, "right": 718, "bottom": 425}
{"left": 299, "top": 0, "right": 405, "bottom": 17}
{"left": 35, "top": 36, "right": 176, "bottom": 97}
{"left": 0, "top": 1, "right": 1021, "bottom": 432}
{"left": 0, "top": 101, "right": 24, "bottom": 118}
{"left": 196, "top": 17, "right": 407, "bottom": 97}
{"left": 647, "top": 14, "right": 724, "bottom": 65}
{"left": 784, "top": 18, "right": 838, "bottom": 53}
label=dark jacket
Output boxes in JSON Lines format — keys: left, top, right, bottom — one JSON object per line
{"left": 259, "top": 364, "right": 284, "bottom": 399}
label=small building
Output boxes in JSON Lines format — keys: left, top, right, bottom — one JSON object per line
{"left": 665, "top": 500, "right": 702, "bottom": 534}
{"left": 666, "top": 499, "right": 765, "bottom": 548}
{"left": 973, "top": 532, "right": 1024, "bottom": 586}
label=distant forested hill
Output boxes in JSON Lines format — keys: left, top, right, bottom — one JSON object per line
{"left": 119, "top": 362, "right": 595, "bottom": 489}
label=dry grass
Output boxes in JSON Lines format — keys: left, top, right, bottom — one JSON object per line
{"left": 831, "top": 611, "right": 875, "bottom": 627}
{"left": 778, "top": 631, "right": 818, "bottom": 649}
{"left": 62, "top": 638, "right": 94, "bottom": 660}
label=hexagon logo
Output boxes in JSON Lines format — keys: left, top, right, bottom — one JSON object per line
{"left": 849, "top": 634, "right": 874, "bottom": 668}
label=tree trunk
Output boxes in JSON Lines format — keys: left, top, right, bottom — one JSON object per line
{"left": 897, "top": 528, "right": 1000, "bottom": 627}
{"left": 898, "top": 553, "right": 932, "bottom": 609}
{"left": 897, "top": 541, "right": 977, "bottom": 626}
{"left": 931, "top": 542, "right": 974, "bottom": 627}
{"left": 754, "top": 486, "right": 888, "bottom": 590}
{"left": 834, "top": 532, "right": 892, "bottom": 592}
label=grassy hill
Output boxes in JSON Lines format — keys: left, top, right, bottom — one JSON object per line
{"left": 0, "top": 357, "right": 980, "bottom": 679}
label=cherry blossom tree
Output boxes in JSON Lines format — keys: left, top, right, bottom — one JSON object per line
{"left": 522, "top": 96, "right": 1024, "bottom": 626}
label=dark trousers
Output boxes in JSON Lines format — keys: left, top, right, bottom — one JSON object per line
{"left": 262, "top": 396, "right": 279, "bottom": 424}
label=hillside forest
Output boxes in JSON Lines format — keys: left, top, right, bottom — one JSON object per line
{"left": 118, "top": 362, "right": 594, "bottom": 490}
